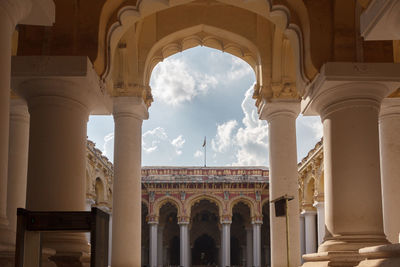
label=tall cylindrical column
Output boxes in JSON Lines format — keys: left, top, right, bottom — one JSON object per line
{"left": 313, "top": 202, "right": 325, "bottom": 246}
{"left": 379, "top": 98, "right": 400, "bottom": 243}
{"left": 319, "top": 91, "right": 388, "bottom": 253}
{"left": 246, "top": 227, "right": 253, "bottom": 267}
{"left": 112, "top": 97, "right": 148, "bottom": 267}
{"left": 16, "top": 79, "right": 92, "bottom": 260}
{"left": 0, "top": 0, "right": 32, "bottom": 237}
{"left": 157, "top": 225, "right": 164, "bottom": 267}
{"left": 252, "top": 222, "right": 262, "bottom": 267}
{"left": 12, "top": 56, "right": 112, "bottom": 265}
{"left": 300, "top": 63, "right": 400, "bottom": 266}
{"left": 303, "top": 211, "right": 317, "bottom": 254}
{"left": 3, "top": 99, "right": 30, "bottom": 247}
{"left": 260, "top": 101, "right": 301, "bottom": 267}
{"left": 300, "top": 213, "right": 306, "bottom": 262}
{"left": 221, "top": 222, "right": 231, "bottom": 267}
{"left": 149, "top": 222, "right": 158, "bottom": 267}
{"left": 179, "top": 222, "right": 190, "bottom": 267}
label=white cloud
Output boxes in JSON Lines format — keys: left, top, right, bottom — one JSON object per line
{"left": 227, "top": 57, "right": 253, "bottom": 81}
{"left": 171, "top": 135, "right": 186, "bottom": 155}
{"left": 194, "top": 150, "right": 203, "bottom": 158}
{"left": 209, "top": 85, "right": 269, "bottom": 166}
{"left": 102, "top": 132, "right": 114, "bottom": 161}
{"left": 142, "top": 127, "right": 168, "bottom": 154}
{"left": 211, "top": 120, "right": 238, "bottom": 153}
{"left": 151, "top": 58, "right": 218, "bottom": 106}
{"left": 309, "top": 118, "right": 323, "bottom": 139}
{"left": 233, "top": 86, "right": 269, "bottom": 166}
{"left": 142, "top": 127, "right": 185, "bottom": 156}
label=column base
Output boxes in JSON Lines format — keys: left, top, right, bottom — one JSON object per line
{"left": 0, "top": 247, "right": 56, "bottom": 267}
{"left": 357, "top": 244, "right": 400, "bottom": 267}
{"left": 318, "top": 235, "right": 389, "bottom": 252}
{"left": 0, "top": 246, "right": 14, "bottom": 267}
{"left": 0, "top": 228, "right": 16, "bottom": 249}
{"left": 302, "top": 251, "right": 365, "bottom": 267}
{"left": 49, "top": 252, "right": 86, "bottom": 267}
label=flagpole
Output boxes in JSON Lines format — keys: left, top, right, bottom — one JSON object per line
{"left": 204, "top": 137, "right": 207, "bottom": 167}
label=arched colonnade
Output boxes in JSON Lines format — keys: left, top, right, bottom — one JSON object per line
{"left": 1, "top": 1, "right": 400, "bottom": 267}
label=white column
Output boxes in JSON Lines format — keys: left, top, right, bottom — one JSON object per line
{"left": 221, "top": 222, "right": 231, "bottom": 267}
{"left": 302, "top": 211, "right": 317, "bottom": 254}
{"left": 149, "top": 222, "right": 158, "bottom": 267}
{"left": 112, "top": 97, "right": 148, "bottom": 267}
{"left": 301, "top": 63, "right": 400, "bottom": 265}
{"left": 246, "top": 227, "right": 253, "bottom": 267}
{"left": 157, "top": 225, "right": 164, "bottom": 267}
{"left": 259, "top": 101, "right": 301, "bottom": 267}
{"left": 313, "top": 202, "right": 325, "bottom": 246}
{"left": 299, "top": 214, "right": 305, "bottom": 262}
{"left": 379, "top": 98, "right": 400, "bottom": 244}
{"left": 179, "top": 222, "right": 190, "bottom": 267}
{"left": 253, "top": 222, "right": 262, "bottom": 267}
{"left": 3, "top": 99, "right": 29, "bottom": 248}
{"left": 0, "top": 0, "right": 32, "bottom": 239}
{"left": 12, "top": 57, "right": 109, "bottom": 262}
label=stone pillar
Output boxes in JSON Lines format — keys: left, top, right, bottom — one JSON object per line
{"left": 158, "top": 225, "right": 164, "bottom": 267}
{"left": 246, "top": 227, "right": 253, "bottom": 267}
{"left": 302, "top": 211, "right": 317, "bottom": 254}
{"left": 379, "top": 98, "right": 400, "bottom": 244}
{"left": 179, "top": 222, "right": 190, "bottom": 267}
{"left": 300, "top": 214, "right": 306, "bottom": 262}
{"left": 4, "top": 99, "right": 29, "bottom": 245}
{"left": 0, "top": 0, "right": 32, "bottom": 242}
{"left": 259, "top": 101, "right": 301, "bottom": 267}
{"left": 0, "top": 98, "right": 30, "bottom": 267}
{"left": 221, "top": 221, "right": 231, "bottom": 267}
{"left": 112, "top": 97, "right": 148, "bottom": 267}
{"left": 301, "top": 62, "right": 400, "bottom": 266}
{"left": 253, "top": 222, "right": 262, "bottom": 267}
{"left": 149, "top": 222, "right": 158, "bottom": 267}
{"left": 313, "top": 201, "right": 325, "bottom": 246}
{"left": 12, "top": 56, "right": 111, "bottom": 265}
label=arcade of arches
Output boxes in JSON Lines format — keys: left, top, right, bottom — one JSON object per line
{"left": 1, "top": 0, "right": 400, "bottom": 267}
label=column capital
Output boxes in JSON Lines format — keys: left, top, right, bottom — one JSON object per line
{"left": 113, "top": 96, "right": 149, "bottom": 120}
{"left": 11, "top": 56, "right": 112, "bottom": 115}
{"left": 259, "top": 100, "right": 300, "bottom": 121}
{"left": 10, "top": 98, "right": 29, "bottom": 121}
{"left": 177, "top": 215, "right": 190, "bottom": 225}
{"left": 313, "top": 201, "right": 324, "bottom": 209}
{"left": 220, "top": 214, "right": 232, "bottom": 224}
{"left": 147, "top": 214, "right": 159, "bottom": 224}
{"left": 380, "top": 97, "right": 400, "bottom": 118}
{"left": 302, "top": 62, "right": 400, "bottom": 117}
{"left": 0, "top": 0, "right": 32, "bottom": 27}
{"left": 301, "top": 210, "right": 317, "bottom": 216}
{"left": 251, "top": 215, "right": 263, "bottom": 225}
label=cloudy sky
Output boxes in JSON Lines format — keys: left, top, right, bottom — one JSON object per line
{"left": 87, "top": 47, "right": 323, "bottom": 167}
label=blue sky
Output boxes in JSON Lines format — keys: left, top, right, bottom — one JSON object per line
{"left": 87, "top": 47, "right": 323, "bottom": 166}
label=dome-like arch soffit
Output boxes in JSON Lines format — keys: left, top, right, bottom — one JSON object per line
{"left": 229, "top": 196, "right": 257, "bottom": 219}
{"left": 98, "top": 0, "right": 313, "bottom": 95}
{"left": 143, "top": 24, "right": 261, "bottom": 86}
{"left": 152, "top": 195, "right": 183, "bottom": 217}
{"left": 185, "top": 194, "right": 224, "bottom": 218}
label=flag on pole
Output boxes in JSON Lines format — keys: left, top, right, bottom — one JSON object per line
{"left": 202, "top": 136, "right": 206, "bottom": 147}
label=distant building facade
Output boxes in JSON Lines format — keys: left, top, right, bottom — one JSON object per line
{"left": 86, "top": 142, "right": 270, "bottom": 267}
